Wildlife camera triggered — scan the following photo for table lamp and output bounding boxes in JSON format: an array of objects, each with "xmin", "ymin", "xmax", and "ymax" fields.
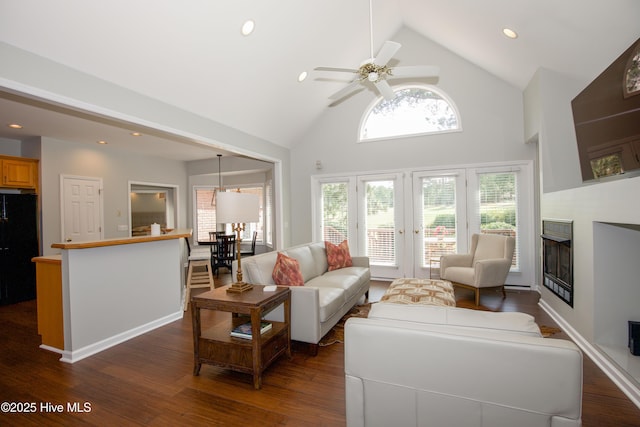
[{"xmin": 216, "ymin": 191, "xmax": 260, "ymax": 293}]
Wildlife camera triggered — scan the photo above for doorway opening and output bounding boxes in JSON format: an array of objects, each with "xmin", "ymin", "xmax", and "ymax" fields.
[{"xmin": 128, "ymin": 181, "xmax": 178, "ymax": 236}]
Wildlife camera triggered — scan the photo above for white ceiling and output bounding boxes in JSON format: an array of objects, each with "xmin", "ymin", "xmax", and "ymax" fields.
[{"xmin": 0, "ymin": 0, "xmax": 638, "ymax": 160}]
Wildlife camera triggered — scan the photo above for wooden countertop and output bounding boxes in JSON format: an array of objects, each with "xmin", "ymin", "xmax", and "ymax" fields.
[
  {"xmin": 32, "ymin": 254, "xmax": 62, "ymax": 264},
  {"xmin": 51, "ymin": 229, "xmax": 192, "ymax": 250}
]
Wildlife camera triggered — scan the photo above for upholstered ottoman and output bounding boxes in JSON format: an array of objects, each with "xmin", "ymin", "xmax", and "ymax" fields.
[{"xmin": 380, "ymin": 278, "xmax": 456, "ymax": 307}]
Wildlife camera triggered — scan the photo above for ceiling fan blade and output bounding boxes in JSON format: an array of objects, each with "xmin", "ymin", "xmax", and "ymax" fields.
[
  {"xmin": 315, "ymin": 66, "xmax": 359, "ymax": 73},
  {"xmin": 374, "ymin": 79, "xmax": 395, "ymax": 101},
  {"xmin": 390, "ymin": 65, "xmax": 440, "ymax": 78},
  {"xmin": 329, "ymin": 80, "xmax": 362, "ymax": 100},
  {"xmin": 373, "ymin": 41, "xmax": 401, "ymax": 66}
]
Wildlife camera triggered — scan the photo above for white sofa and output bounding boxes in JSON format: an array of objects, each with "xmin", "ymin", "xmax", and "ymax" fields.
[
  {"xmin": 345, "ymin": 303, "xmax": 583, "ymax": 427},
  {"xmin": 233, "ymin": 242, "xmax": 370, "ymax": 352}
]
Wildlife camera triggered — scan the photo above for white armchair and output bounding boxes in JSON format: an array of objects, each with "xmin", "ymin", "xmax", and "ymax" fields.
[{"xmin": 440, "ymin": 233, "xmax": 515, "ymax": 305}]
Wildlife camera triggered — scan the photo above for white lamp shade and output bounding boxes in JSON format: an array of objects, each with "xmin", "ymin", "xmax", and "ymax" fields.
[{"xmin": 216, "ymin": 191, "xmax": 260, "ymax": 224}]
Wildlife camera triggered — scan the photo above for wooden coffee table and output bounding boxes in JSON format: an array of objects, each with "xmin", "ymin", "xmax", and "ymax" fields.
[{"xmin": 191, "ymin": 284, "xmax": 291, "ymax": 389}]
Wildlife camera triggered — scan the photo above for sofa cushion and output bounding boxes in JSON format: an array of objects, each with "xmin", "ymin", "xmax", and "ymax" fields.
[
  {"xmin": 308, "ymin": 242, "xmax": 330, "ymax": 276},
  {"xmin": 318, "ymin": 287, "xmax": 347, "ymax": 322},
  {"xmin": 243, "ymin": 251, "xmax": 278, "ymax": 285},
  {"xmin": 368, "ymin": 303, "xmax": 542, "ymax": 337},
  {"xmin": 282, "ymin": 245, "xmax": 317, "ymax": 282},
  {"xmin": 313, "ymin": 266, "xmax": 370, "ymax": 299},
  {"xmin": 325, "ymin": 240, "xmax": 353, "ymax": 271},
  {"xmin": 272, "ymin": 252, "xmax": 304, "ymax": 286}
]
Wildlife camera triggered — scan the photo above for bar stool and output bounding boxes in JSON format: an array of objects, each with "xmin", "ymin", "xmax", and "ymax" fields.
[{"xmin": 184, "ymin": 241, "xmax": 214, "ymax": 311}]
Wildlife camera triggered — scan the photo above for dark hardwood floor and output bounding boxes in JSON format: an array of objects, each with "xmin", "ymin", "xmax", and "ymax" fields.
[{"xmin": 1, "ymin": 278, "xmax": 640, "ymax": 426}]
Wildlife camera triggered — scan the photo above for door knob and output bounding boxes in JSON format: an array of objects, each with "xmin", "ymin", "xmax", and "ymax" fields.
[
  {"xmin": 398, "ymin": 229, "xmax": 404, "ymax": 234},
  {"xmin": 414, "ymin": 229, "xmax": 420, "ymax": 234}
]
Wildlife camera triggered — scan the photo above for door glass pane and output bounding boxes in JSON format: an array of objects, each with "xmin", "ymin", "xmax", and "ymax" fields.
[
  {"xmin": 321, "ymin": 182, "xmax": 349, "ymax": 244},
  {"xmin": 479, "ymin": 172, "xmax": 518, "ymax": 269},
  {"xmin": 365, "ymin": 180, "xmax": 395, "ymax": 266},
  {"xmin": 422, "ymin": 176, "xmax": 457, "ymax": 267},
  {"xmin": 195, "ymin": 188, "xmax": 216, "ymax": 242}
]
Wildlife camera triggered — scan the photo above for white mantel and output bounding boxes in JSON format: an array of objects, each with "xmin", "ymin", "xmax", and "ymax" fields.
[{"xmin": 541, "ymin": 175, "xmax": 640, "ymax": 407}]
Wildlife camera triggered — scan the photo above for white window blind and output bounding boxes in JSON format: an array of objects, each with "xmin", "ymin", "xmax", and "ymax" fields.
[
  {"xmin": 421, "ymin": 176, "xmax": 457, "ymax": 267},
  {"xmin": 321, "ymin": 182, "xmax": 349, "ymax": 244},
  {"xmin": 364, "ymin": 180, "xmax": 395, "ymax": 266},
  {"xmin": 478, "ymin": 172, "xmax": 519, "ymax": 270}
]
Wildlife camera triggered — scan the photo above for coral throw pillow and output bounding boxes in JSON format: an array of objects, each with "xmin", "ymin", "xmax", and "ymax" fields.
[
  {"xmin": 272, "ymin": 252, "xmax": 304, "ymax": 286},
  {"xmin": 325, "ymin": 240, "xmax": 353, "ymax": 271}
]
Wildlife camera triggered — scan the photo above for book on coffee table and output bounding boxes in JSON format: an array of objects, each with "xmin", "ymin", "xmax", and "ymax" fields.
[{"xmin": 230, "ymin": 321, "xmax": 272, "ymax": 339}]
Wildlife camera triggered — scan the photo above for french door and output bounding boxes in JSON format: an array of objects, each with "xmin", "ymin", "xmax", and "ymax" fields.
[
  {"xmin": 411, "ymin": 170, "xmax": 467, "ymax": 279},
  {"xmin": 357, "ymin": 173, "xmax": 405, "ymax": 279},
  {"xmin": 313, "ymin": 162, "xmax": 533, "ymax": 286}
]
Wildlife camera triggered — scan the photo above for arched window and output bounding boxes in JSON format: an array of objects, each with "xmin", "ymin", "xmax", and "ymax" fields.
[{"xmin": 359, "ymin": 85, "xmax": 461, "ymax": 142}]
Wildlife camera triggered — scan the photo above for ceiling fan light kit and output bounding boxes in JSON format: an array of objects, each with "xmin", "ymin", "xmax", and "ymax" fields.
[{"xmin": 314, "ymin": 2, "xmax": 438, "ymax": 103}]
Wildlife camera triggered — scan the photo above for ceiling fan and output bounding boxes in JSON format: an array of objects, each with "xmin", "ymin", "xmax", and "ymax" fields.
[{"xmin": 315, "ymin": 0, "xmax": 439, "ymax": 102}]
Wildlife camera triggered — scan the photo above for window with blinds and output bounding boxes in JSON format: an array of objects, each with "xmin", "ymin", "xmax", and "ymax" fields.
[
  {"xmin": 194, "ymin": 186, "xmax": 264, "ymax": 243},
  {"xmin": 265, "ymin": 179, "xmax": 273, "ymax": 246},
  {"xmin": 478, "ymin": 172, "xmax": 519, "ymax": 270},
  {"xmin": 223, "ymin": 187, "xmax": 264, "ymax": 242},
  {"xmin": 195, "ymin": 188, "xmax": 216, "ymax": 242},
  {"xmin": 320, "ymin": 182, "xmax": 349, "ymax": 244}
]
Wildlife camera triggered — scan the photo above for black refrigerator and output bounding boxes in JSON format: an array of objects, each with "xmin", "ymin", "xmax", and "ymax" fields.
[{"xmin": 0, "ymin": 193, "xmax": 39, "ymax": 305}]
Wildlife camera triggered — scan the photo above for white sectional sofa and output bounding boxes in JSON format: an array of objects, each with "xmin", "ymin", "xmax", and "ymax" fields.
[
  {"xmin": 232, "ymin": 242, "xmax": 370, "ymax": 352},
  {"xmin": 345, "ymin": 303, "xmax": 583, "ymax": 427}
]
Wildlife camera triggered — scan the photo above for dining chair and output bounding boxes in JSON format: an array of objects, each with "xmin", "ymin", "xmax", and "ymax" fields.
[
  {"xmin": 240, "ymin": 231, "xmax": 258, "ymax": 257},
  {"xmin": 212, "ymin": 234, "xmax": 236, "ymax": 277}
]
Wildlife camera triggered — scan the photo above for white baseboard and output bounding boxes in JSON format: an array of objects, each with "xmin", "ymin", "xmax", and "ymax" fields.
[
  {"xmin": 39, "ymin": 344, "xmax": 64, "ymax": 354},
  {"xmin": 58, "ymin": 311, "xmax": 184, "ymax": 364},
  {"xmin": 539, "ymin": 299, "xmax": 640, "ymax": 409}
]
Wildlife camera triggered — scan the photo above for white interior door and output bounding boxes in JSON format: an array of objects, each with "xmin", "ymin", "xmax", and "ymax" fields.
[{"xmin": 61, "ymin": 175, "xmax": 103, "ymax": 243}]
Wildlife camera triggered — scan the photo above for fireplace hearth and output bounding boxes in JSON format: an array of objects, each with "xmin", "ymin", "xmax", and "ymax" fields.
[{"xmin": 541, "ymin": 219, "xmax": 573, "ymax": 306}]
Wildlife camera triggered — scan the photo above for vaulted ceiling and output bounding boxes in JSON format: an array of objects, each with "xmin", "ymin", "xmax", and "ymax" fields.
[{"xmin": 0, "ymin": 0, "xmax": 638, "ymax": 160}]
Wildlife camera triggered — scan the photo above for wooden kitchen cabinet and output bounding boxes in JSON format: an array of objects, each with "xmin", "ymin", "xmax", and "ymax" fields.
[
  {"xmin": 32, "ymin": 256, "xmax": 64, "ymax": 351},
  {"xmin": 1, "ymin": 155, "xmax": 38, "ymax": 190}
]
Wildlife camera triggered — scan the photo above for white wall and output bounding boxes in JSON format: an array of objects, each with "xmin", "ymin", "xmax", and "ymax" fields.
[
  {"xmin": 0, "ymin": 41, "xmax": 293, "ymax": 248},
  {"xmin": 531, "ymin": 55, "xmax": 640, "ymax": 345},
  {"xmin": 291, "ymin": 27, "xmax": 536, "ymax": 245},
  {"xmin": 35, "ymin": 136, "xmax": 188, "ymax": 255},
  {"xmin": 0, "ymin": 137, "xmax": 21, "ymax": 156}
]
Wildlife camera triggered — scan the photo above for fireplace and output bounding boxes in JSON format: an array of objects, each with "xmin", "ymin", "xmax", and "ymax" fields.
[{"xmin": 541, "ymin": 220, "xmax": 573, "ymax": 306}]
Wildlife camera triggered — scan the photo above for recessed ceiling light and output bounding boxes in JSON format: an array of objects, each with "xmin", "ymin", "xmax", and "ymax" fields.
[
  {"xmin": 502, "ymin": 28, "xmax": 518, "ymax": 39},
  {"xmin": 241, "ymin": 20, "xmax": 255, "ymax": 36},
  {"xmin": 97, "ymin": 140, "xmax": 108, "ymax": 145},
  {"xmin": 131, "ymin": 132, "xmax": 142, "ymax": 137},
  {"xmin": 7, "ymin": 123, "xmax": 23, "ymax": 129},
  {"xmin": 297, "ymin": 71, "xmax": 308, "ymax": 82}
]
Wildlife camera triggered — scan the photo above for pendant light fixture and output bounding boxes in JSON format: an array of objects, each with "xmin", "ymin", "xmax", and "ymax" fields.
[{"xmin": 211, "ymin": 154, "xmax": 224, "ymax": 206}]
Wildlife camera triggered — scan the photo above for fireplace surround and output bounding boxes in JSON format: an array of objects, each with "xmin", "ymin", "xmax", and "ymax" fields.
[{"xmin": 541, "ymin": 219, "xmax": 573, "ymax": 307}]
